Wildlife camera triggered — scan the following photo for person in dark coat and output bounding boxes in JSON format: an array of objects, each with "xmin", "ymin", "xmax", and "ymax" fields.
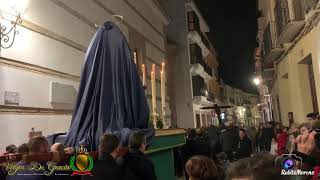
[
  {"xmin": 220, "ymin": 121, "xmax": 239, "ymax": 161},
  {"xmin": 207, "ymin": 125, "xmax": 220, "ymax": 154},
  {"xmin": 122, "ymin": 131, "xmax": 156, "ymax": 180},
  {"xmin": 83, "ymin": 134, "xmax": 122, "ymax": 180},
  {"xmin": 192, "ymin": 128, "xmax": 211, "ymax": 157},
  {"xmin": 237, "ymin": 129, "xmax": 252, "ymax": 159},
  {"xmin": 258, "ymin": 123, "xmax": 274, "ymax": 151}
]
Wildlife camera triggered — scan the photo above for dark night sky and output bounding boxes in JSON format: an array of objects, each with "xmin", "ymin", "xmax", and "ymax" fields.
[{"xmin": 196, "ymin": 0, "xmax": 258, "ymax": 93}]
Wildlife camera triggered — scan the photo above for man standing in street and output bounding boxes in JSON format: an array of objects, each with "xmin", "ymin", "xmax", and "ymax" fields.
[
  {"xmin": 123, "ymin": 131, "xmax": 157, "ymax": 180},
  {"xmin": 237, "ymin": 129, "xmax": 252, "ymax": 159},
  {"xmin": 220, "ymin": 121, "xmax": 239, "ymax": 161},
  {"xmin": 246, "ymin": 126, "xmax": 257, "ymax": 153},
  {"xmin": 207, "ymin": 124, "xmax": 220, "ymax": 155}
]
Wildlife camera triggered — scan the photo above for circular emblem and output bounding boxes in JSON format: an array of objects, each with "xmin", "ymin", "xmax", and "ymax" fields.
[{"xmin": 282, "ymin": 158, "xmax": 295, "ymax": 170}]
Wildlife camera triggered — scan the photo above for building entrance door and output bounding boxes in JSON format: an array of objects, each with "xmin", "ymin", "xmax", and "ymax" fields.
[
  {"xmin": 196, "ymin": 114, "xmax": 201, "ymax": 128},
  {"xmin": 308, "ymin": 63, "xmax": 319, "ymax": 113}
]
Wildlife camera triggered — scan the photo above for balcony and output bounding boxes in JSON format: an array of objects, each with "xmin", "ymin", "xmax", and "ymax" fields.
[
  {"xmin": 192, "ymin": 75, "xmax": 214, "ymax": 104},
  {"xmin": 188, "ymin": 31, "xmax": 210, "ymax": 58},
  {"xmin": 263, "ymin": 68, "xmax": 276, "ymax": 88},
  {"xmin": 189, "ymin": 44, "xmax": 213, "ymax": 81},
  {"xmin": 187, "ymin": 11, "xmax": 210, "ymax": 57},
  {"xmin": 187, "ymin": 11, "xmax": 200, "ymax": 33},
  {"xmin": 262, "ymin": 21, "xmax": 285, "ymax": 62},
  {"xmin": 203, "ymin": 63, "xmax": 213, "ymax": 76},
  {"xmin": 274, "ymin": 0, "xmax": 318, "ymax": 44},
  {"xmin": 207, "ymin": 91, "xmax": 215, "ymax": 102}
]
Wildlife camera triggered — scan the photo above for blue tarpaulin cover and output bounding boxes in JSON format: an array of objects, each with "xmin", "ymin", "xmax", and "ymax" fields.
[{"xmin": 62, "ymin": 21, "xmax": 154, "ymax": 150}]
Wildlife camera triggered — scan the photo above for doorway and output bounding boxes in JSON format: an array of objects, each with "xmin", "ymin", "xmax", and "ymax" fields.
[
  {"xmin": 196, "ymin": 114, "xmax": 201, "ymax": 128},
  {"xmin": 308, "ymin": 62, "xmax": 319, "ymax": 113},
  {"xmin": 299, "ymin": 54, "xmax": 319, "ymax": 113}
]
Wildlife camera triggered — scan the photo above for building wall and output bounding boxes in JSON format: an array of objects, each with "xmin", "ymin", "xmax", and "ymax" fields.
[
  {"xmin": 206, "ymin": 52, "xmax": 220, "ymax": 100},
  {"xmin": 271, "ymin": 79, "xmax": 281, "ymax": 123},
  {"xmin": 167, "ymin": 0, "xmax": 195, "ymax": 128},
  {"xmin": 274, "ymin": 22, "xmax": 320, "ymax": 125},
  {"xmin": 0, "ymin": 0, "xmax": 169, "ymax": 150}
]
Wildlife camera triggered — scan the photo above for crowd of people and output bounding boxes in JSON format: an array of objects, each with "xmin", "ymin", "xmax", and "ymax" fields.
[
  {"xmin": 1, "ymin": 131, "xmax": 157, "ymax": 180},
  {"xmin": 174, "ymin": 111, "xmax": 320, "ymax": 180},
  {"xmin": 0, "ymin": 111, "xmax": 319, "ymax": 180}
]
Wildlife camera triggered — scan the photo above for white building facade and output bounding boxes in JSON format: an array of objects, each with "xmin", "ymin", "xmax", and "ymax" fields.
[{"xmin": 167, "ymin": 0, "xmax": 220, "ymax": 128}]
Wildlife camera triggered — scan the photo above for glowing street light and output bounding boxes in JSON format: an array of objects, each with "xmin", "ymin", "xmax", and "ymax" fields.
[
  {"xmin": 253, "ymin": 77, "xmax": 261, "ymax": 86},
  {"xmin": 0, "ymin": 0, "xmax": 29, "ymax": 15}
]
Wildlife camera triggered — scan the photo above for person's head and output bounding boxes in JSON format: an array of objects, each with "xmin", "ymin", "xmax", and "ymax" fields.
[
  {"xmin": 129, "ymin": 131, "xmax": 146, "ymax": 152},
  {"xmin": 239, "ymin": 129, "xmax": 246, "ymax": 140},
  {"xmin": 188, "ymin": 129, "xmax": 197, "ymax": 139},
  {"xmin": 196, "ymin": 127, "xmax": 205, "ymax": 138},
  {"xmin": 288, "ymin": 112, "xmax": 293, "ymax": 122},
  {"xmin": 227, "ymin": 152, "xmax": 284, "ymax": 180},
  {"xmin": 306, "ymin": 112, "xmax": 318, "ymax": 121},
  {"xmin": 99, "ymin": 134, "xmax": 120, "ymax": 158},
  {"xmin": 28, "ymin": 136, "xmax": 49, "ymax": 154},
  {"xmin": 5, "ymin": 144, "xmax": 17, "ymax": 154},
  {"xmin": 283, "ymin": 127, "xmax": 289, "ymax": 133},
  {"xmin": 226, "ymin": 121, "xmax": 233, "ymax": 128},
  {"xmin": 299, "ymin": 123, "xmax": 312, "ymax": 135},
  {"xmin": 185, "ymin": 155, "xmax": 218, "ymax": 180},
  {"xmin": 51, "ymin": 143, "xmax": 65, "ymax": 154},
  {"xmin": 17, "ymin": 143, "xmax": 29, "ymax": 154}
]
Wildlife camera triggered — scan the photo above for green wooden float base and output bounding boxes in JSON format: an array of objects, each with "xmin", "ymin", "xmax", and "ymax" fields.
[{"xmin": 146, "ymin": 129, "xmax": 186, "ymax": 180}]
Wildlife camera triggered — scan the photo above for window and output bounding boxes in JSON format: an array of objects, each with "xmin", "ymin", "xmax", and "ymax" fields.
[
  {"xmin": 308, "ymin": 62, "xmax": 319, "ymax": 113},
  {"xmin": 187, "ymin": 11, "xmax": 200, "ymax": 32},
  {"xmin": 189, "ymin": 43, "xmax": 202, "ymax": 64}
]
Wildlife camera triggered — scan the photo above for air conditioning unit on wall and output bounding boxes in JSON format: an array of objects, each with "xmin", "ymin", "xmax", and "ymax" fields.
[{"xmin": 49, "ymin": 82, "xmax": 77, "ymax": 105}]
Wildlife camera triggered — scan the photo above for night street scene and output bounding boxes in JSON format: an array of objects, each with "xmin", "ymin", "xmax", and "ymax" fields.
[{"xmin": 1, "ymin": 0, "xmax": 320, "ymax": 180}]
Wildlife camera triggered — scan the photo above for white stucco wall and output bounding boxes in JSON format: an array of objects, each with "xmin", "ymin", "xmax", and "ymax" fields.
[{"xmin": 275, "ymin": 22, "xmax": 320, "ymax": 125}]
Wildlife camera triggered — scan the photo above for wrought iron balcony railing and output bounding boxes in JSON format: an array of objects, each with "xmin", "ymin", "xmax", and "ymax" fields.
[{"xmin": 274, "ymin": 0, "xmax": 318, "ymax": 43}]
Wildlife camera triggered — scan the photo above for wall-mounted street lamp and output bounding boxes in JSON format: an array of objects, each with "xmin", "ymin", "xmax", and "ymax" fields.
[
  {"xmin": 0, "ymin": 0, "xmax": 29, "ymax": 52},
  {"xmin": 253, "ymin": 77, "xmax": 261, "ymax": 86}
]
